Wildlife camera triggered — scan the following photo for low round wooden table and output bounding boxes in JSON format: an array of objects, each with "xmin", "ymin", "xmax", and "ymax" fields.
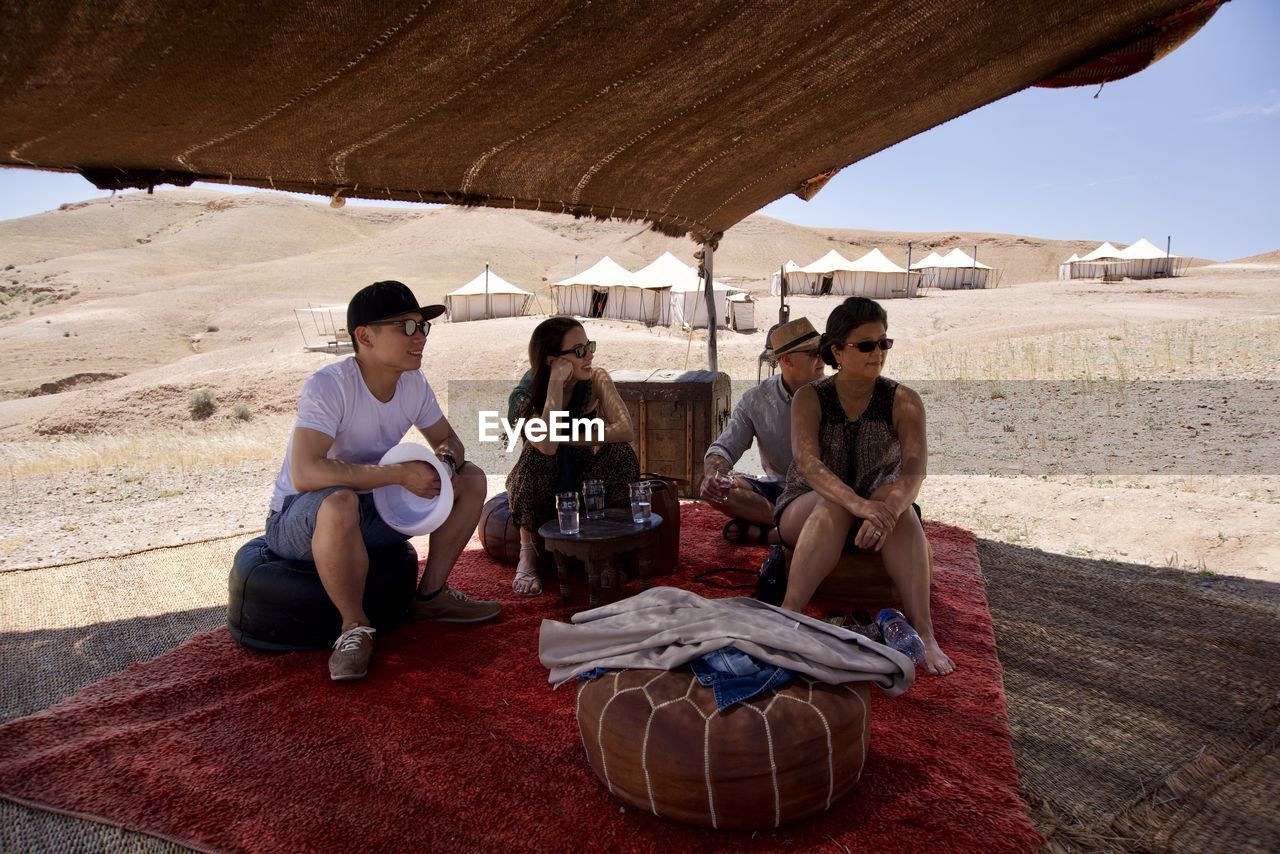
[{"xmin": 537, "ymin": 509, "xmax": 664, "ymax": 608}]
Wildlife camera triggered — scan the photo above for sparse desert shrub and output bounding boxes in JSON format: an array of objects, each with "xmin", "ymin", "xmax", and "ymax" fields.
[
  {"xmin": 189, "ymin": 388, "xmax": 216, "ymax": 420},
  {"xmin": 2, "ymin": 264, "xmax": 12, "ymax": 271},
  {"xmin": 232, "ymin": 404, "xmax": 251, "ymax": 422},
  {"xmin": 63, "ymin": 331, "xmax": 70, "ymax": 337},
  {"xmin": 206, "ymin": 324, "xmax": 220, "ymax": 333}
]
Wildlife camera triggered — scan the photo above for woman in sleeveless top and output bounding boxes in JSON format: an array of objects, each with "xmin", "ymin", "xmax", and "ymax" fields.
[
  {"xmin": 776, "ymin": 297, "xmax": 954, "ymax": 675},
  {"xmin": 506, "ymin": 317, "xmax": 638, "ymax": 596}
]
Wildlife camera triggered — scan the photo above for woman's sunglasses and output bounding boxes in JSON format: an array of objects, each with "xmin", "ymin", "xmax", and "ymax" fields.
[
  {"xmin": 837, "ymin": 338, "xmax": 894, "ymax": 353},
  {"xmin": 555, "ymin": 341, "xmax": 597, "ymax": 359},
  {"xmin": 368, "ymin": 318, "xmax": 432, "ymax": 337}
]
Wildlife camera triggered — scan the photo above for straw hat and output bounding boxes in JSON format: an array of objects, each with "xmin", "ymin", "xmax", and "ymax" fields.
[{"xmin": 769, "ymin": 317, "xmax": 819, "ymax": 358}]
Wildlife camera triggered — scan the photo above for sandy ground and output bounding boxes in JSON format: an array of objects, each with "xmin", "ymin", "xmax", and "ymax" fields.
[{"xmin": 0, "ymin": 191, "xmax": 1276, "ymax": 585}]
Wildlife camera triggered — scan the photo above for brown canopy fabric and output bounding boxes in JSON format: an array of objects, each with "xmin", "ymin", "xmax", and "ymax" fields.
[{"xmin": 1, "ymin": 0, "xmax": 1219, "ymax": 243}]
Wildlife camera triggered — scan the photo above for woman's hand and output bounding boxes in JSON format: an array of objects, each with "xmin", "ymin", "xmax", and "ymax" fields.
[
  {"xmin": 549, "ymin": 356, "xmax": 574, "ymax": 385},
  {"xmin": 852, "ymin": 498, "xmax": 897, "ymax": 551}
]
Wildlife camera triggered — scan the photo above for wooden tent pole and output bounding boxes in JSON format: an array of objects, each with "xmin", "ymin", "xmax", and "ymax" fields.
[{"xmin": 702, "ymin": 243, "xmax": 718, "ymax": 373}]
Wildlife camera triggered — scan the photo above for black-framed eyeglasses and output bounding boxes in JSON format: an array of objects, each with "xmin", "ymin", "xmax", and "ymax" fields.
[
  {"xmin": 554, "ymin": 341, "xmax": 597, "ymax": 359},
  {"xmin": 837, "ymin": 338, "xmax": 893, "ymax": 353},
  {"xmin": 368, "ymin": 318, "xmax": 432, "ymax": 337}
]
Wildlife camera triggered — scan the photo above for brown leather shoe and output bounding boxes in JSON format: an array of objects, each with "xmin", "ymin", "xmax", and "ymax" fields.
[{"xmin": 329, "ymin": 626, "xmax": 375, "ymax": 681}]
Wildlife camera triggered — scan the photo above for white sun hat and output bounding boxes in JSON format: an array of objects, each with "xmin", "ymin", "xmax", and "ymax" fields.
[{"xmin": 372, "ymin": 443, "xmax": 455, "ymax": 535}]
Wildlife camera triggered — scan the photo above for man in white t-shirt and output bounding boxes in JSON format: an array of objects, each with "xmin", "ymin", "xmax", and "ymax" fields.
[{"xmin": 267, "ymin": 280, "xmax": 498, "ymax": 682}]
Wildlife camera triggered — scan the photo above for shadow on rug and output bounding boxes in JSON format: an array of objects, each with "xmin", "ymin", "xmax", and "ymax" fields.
[
  {"xmin": 981, "ymin": 538, "xmax": 1280, "ymax": 853},
  {"xmin": 0, "ymin": 506, "xmax": 1038, "ymax": 853}
]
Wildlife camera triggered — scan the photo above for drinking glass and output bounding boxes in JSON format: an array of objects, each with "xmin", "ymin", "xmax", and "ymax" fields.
[
  {"xmin": 582, "ymin": 479, "xmax": 606, "ymax": 520},
  {"xmin": 629, "ymin": 481, "xmax": 652, "ymax": 525},
  {"xmin": 556, "ymin": 491, "xmax": 580, "ymax": 535},
  {"xmin": 711, "ymin": 470, "xmax": 737, "ymax": 504}
]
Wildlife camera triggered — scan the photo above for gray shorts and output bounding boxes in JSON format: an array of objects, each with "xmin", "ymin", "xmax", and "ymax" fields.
[{"xmin": 265, "ymin": 486, "xmax": 409, "ymax": 563}]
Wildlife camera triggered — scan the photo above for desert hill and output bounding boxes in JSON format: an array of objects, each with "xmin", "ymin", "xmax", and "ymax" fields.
[{"xmin": 0, "ymin": 187, "xmax": 1239, "ymax": 417}]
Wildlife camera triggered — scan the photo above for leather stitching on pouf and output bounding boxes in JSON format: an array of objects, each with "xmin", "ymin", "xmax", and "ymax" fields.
[{"xmin": 577, "ymin": 668, "xmax": 870, "ymax": 830}]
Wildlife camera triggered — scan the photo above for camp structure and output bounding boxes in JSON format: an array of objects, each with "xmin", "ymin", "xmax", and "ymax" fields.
[
  {"xmin": 444, "ymin": 268, "xmax": 532, "ymax": 322},
  {"xmin": 1059, "ymin": 253, "xmax": 1080, "ymax": 280},
  {"xmin": 550, "ymin": 257, "xmax": 671, "ymax": 326},
  {"xmin": 631, "ymin": 252, "xmax": 742, "ymax": 328},
  {"xmin": 292, "ymin": 305, "xmax": 353, "ymax": 353},
  {"xmin": 915, "ymin": 247, "xmax": 994, "ymax": 289},
  {"xmin": 788, "ymin": 249, "xmax": 917, "ymax": 298},
  {"xmin": 1116, "ymin": 237, "xmax": 1188, "ymax": 278},
  {"xmin": 768, "ymin": 260, "xmax": 802, "ymax": 296},
  {"xmin": 1065, "ymin": 242, "xmax": 1125, "ymax": 279},
  {"xmin": 843, "ymin": 248, "xmax": 920, "ymax": 298},
  {"xmin": 790, "ymin": 250, "xmax": 856, "ymax": 295}
]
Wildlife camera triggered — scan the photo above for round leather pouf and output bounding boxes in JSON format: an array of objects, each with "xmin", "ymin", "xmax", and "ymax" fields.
[
  {"xmin": 227, "ymin": 536, "xmax": 417, "ymax": 652},
  {"xmin": 577, "ymin": 668, "xmax": 870, "ymax": 829},
  {"xmin": 479, "ymin": 492, "xmax": 522, "ymax": 565}
]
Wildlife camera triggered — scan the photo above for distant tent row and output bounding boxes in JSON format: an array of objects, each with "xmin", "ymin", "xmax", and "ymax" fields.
[
  {"xmin": 769, "ymin": 249, "xmax": 920, "ymax": 298},
  {"xmin": 550, "ymin": 252, "xmax": 746, "ymax": 328},
  {"xmin": 1059, "ymin": 239, "xmax": 1189, "ymax": 280}
]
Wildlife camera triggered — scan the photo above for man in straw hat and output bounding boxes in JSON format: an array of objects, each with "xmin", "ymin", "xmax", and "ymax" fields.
[
  {"xmin": 701, "ymin": 317, "xmax": 825, "ymax": 543},
  {"xmin": 266, "ymin": 280, "xmax": 499, "ymax": 683}
]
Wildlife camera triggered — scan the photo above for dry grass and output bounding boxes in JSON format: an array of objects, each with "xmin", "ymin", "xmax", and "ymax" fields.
[{"xmin": 0, "ymin": 416, "xmax": 289, "ymax": 478}]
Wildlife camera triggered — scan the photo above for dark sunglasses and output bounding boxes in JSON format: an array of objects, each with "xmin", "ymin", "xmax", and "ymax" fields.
[
  {"xmin": 368, "ymin": 318, "xmax": 432, "ymax": 337},
  {"xmin": 838, "ymin": 338, "xmax": 894, "ymax": 353},
  {"xmin": 554, "ymin": 340, "xmax": 597, "ymax": 359}
]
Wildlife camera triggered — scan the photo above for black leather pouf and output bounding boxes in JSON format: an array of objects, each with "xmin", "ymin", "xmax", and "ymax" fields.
[{"xmin": 227, "ymin": 536, "xmax": 418, "ymax": 651}]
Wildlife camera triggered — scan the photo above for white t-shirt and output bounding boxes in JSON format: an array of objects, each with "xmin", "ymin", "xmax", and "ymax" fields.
[{"xmin": 269, "ymin": 357, "xmax": 444, "ymax": 511}]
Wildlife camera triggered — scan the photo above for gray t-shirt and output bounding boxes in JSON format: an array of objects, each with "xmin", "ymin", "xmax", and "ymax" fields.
[{"xmin": 704, "ymin": 374, "xmax": 794, "ymax": 482}]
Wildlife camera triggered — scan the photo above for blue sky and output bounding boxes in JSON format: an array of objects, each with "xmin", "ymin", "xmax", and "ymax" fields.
[{"xmin": 1, "ymin": 0, "xmax": 1276, "ymax": 260}]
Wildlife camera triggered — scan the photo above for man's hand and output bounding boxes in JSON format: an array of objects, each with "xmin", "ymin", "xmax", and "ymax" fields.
[
  {"xmin": 398, "ymin": 460, "xmax": 442, "ymax": 498},
  {"xmin": 699, "ymin": 468, "xmax": 731, "ymax": 503}
]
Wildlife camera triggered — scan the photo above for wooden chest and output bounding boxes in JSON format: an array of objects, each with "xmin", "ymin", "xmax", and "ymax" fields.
[{"xmin": 610, "ymin": 369, "xmax": 732, "ymax": 498}]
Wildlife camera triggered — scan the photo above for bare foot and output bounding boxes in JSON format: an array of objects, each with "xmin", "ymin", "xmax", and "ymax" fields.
[
  {"xmin": 922, "ymin": 638, "xmax": 955, "ymax": 676},
  {"xmin": 513, "ymin": 548, "xmax": 542, "ymax": 596}
]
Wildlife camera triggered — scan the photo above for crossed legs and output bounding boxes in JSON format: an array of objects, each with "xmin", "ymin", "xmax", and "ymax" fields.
[{"xmin": 778, "ymin": 487, "xmax": 954, "ymax": 675}]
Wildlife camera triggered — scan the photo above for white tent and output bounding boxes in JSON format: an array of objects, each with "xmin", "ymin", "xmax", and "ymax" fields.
[
  {"xmin": 444, "ymin": 268, "xmax": 532, "ymax": 322},
  {"xmin": 909, "ymin": 251, "xmax": 944, "ymax": 270},
  {"xmin": 920, "ymin": 247, "xmax": 992, "ymax": 289},
  {"xmin": 1117, "ymin": 237, "xmax": 1188, "ymax": 278},
  {"xmin": 1080, "ymin": 242, "xmax": 1123, "ymax": 261},
  {"xmin": 841, "ymin": 248, "xmax": 919, "ymax": 298},
  {"xmin": 671, "ymin": 277, "xmax": 742, "ymax": 328},
  {"xmin": 631, "ymin": 251, "xmax": 740, "ymax": 328},
  {"xmin": 550, "ymin": 256, "xmax": 639, "ymax": 320},
  {"xmin": 791, "ymin": 249, "xmax": 855, "ymax": 295},
  {"xmin": 1067, "ymin": 242, "xmax": 1126, "ymax": 279},
  {"xmin": 1059, "ymin": 253, "xmax": 1079, "ymax": 280},
  {"xmin": 768, "ymin": 260, "xmax": 802, "ymax": 295}
]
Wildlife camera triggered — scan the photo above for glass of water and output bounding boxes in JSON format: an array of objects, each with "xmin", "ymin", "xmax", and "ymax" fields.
[
  {"xmin": 628, "ymin": 481, "xmax": 652, "ymax": 525},
  {"xmin": 711, "ymin": 470, "xmax": 736, "ymax": 504},
  {"xmin": 556, "ymin": 491, "xmax": 580, "ymax": 535},
  {"xmin": 582, "ymin": 479, "xmax": 606, "ymax": 520}
]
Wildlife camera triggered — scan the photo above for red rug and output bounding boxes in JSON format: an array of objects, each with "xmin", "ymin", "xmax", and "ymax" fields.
[{"xmin": 0, "ymin": 505, "xmax": 1039, "ymax": 852}]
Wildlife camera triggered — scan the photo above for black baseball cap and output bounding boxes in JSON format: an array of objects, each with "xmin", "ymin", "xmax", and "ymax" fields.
[{"xmin": 347, "ymin": 280, "xmax": 446, "ymax": 333}]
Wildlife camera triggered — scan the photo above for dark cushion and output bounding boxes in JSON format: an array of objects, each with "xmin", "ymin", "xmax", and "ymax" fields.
[{"xmin": 227, "ymin": 536, "xmax": 417, "ymax": 652}]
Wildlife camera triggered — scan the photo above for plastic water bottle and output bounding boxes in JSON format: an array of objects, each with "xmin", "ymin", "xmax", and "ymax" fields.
[{"xmin": 875, "ymin": 608, "xmax": 925, "ymax": 666}]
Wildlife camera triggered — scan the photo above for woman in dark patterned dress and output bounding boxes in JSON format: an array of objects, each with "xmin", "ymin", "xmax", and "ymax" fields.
[
  {"xmin": 506, "ymin": 317, "xmax": 638, "ymax": 596},
  {"xmin": 775, "ymin": 297, "xmax": 954, "ymax": 675}
]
